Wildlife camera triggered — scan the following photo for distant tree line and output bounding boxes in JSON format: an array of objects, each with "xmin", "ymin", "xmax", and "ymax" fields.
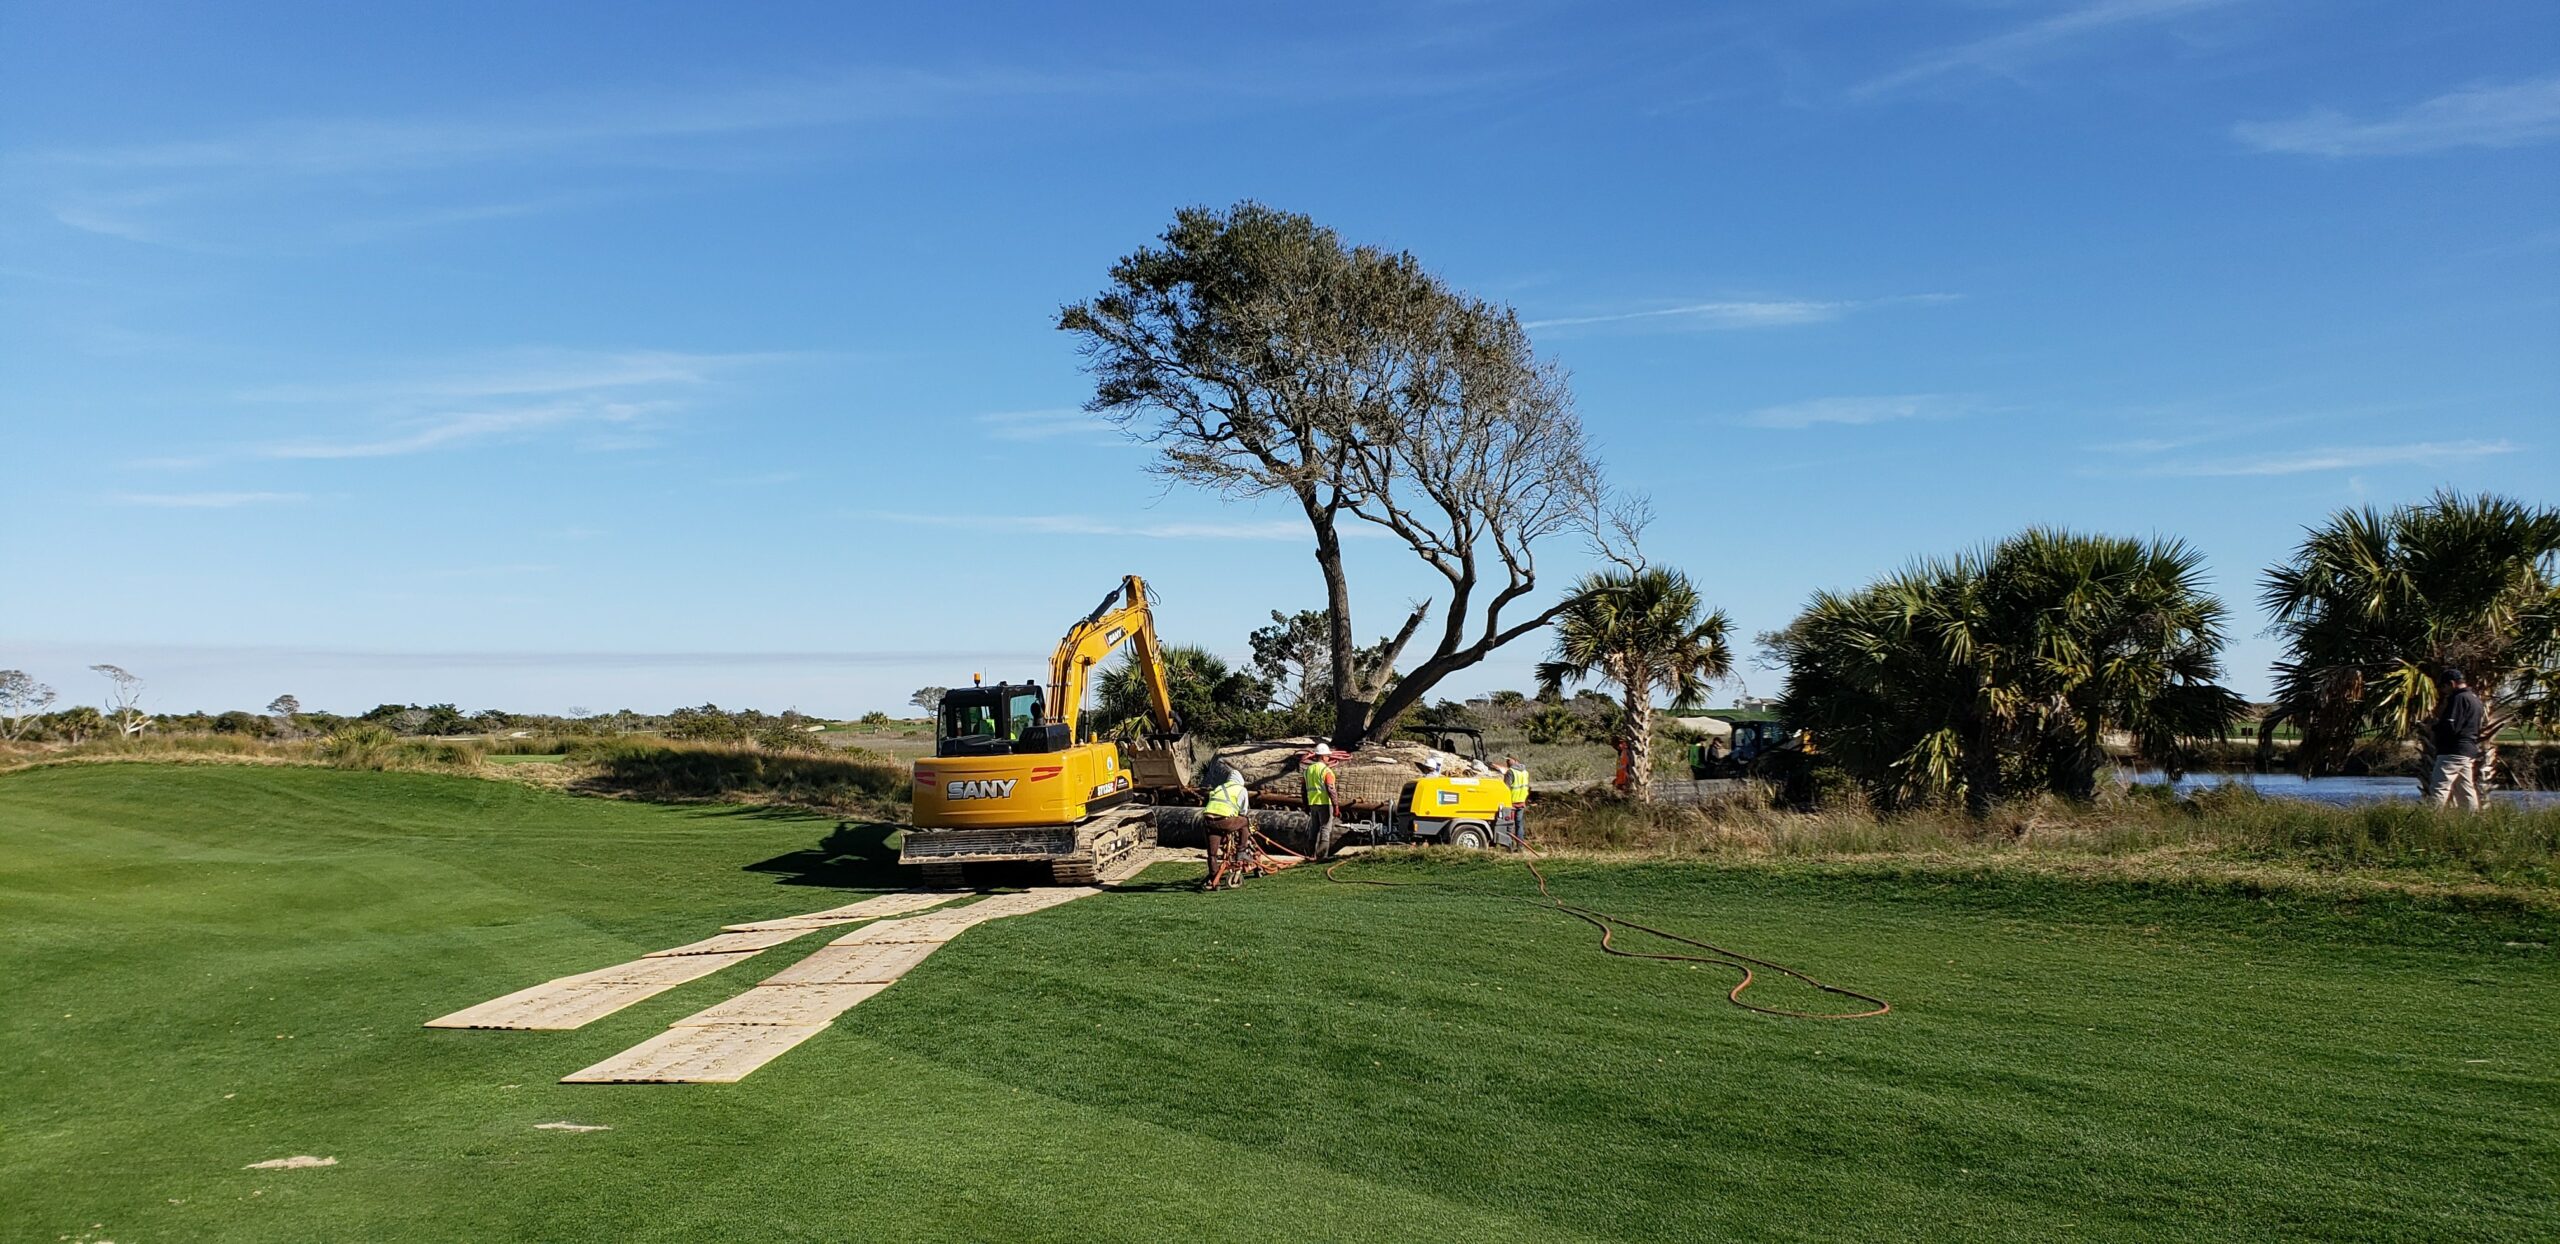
[
  {"xmin": 0, "ymin": 690, "xmax": 845, "ymax": 751},
  {"xmin": 9, "ymin": 492, "xmax": 2546, "ymax": 818}
]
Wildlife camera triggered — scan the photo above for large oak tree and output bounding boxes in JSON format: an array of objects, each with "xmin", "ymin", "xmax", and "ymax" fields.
[{"xmin": 1061, "ymin": 202, "xmax": 1609, "ymax": 746}]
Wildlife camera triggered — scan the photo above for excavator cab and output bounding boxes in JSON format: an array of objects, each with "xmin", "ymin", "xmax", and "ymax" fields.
[{"xmin": 936, "ymin": 682, "xmax": 1075, "ymax": 756}]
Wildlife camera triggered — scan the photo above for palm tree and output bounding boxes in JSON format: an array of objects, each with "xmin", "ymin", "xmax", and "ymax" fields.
[
  {"xmin": 1536, "ymin": 568, "xmax": 1733, "ymax": 802},
  {"xmin": 1773, "ymin": 530, "xmax": 2241, "ymax": 813},
  {"xmin": 2261, "ymin": 491, "xmax": 2560, "ymax": 786},
  {"xmin": 1094, "ymin": 644, "xmax": 1272, "ymax": 743}
]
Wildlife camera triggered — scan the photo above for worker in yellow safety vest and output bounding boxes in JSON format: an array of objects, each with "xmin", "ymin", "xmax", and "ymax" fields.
[
  {"xmin": 1499, "ymin": 755, "xmax": 1529, "ymax": 840},
  {"xmin": 1303, "ymin": 742, "xmax": 1339, "ymax": 850},
  {"xmin": 1201, "ymin": 763, "xmax": 1250, "ymax": 890}
]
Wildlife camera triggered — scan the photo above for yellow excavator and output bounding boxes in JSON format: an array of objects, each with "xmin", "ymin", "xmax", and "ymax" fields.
[{"xmin": 902, "ymin": 574, "xmax": 1194, "ymax": 886}]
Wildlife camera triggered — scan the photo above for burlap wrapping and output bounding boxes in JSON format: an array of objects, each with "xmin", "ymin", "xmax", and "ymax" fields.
[{"xmin": 1206, "ymin": 737, "xmax": 1482, "ymax": 809}]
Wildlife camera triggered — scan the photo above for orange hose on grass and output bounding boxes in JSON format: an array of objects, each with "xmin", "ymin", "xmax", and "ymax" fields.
[{"xmin": 1324, "ymin": 839, "xmax": 1890, "ymax": 1022}]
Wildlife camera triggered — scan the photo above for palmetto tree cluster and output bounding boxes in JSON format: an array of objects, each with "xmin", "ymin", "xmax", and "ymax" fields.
[
  {"xmin": 1537, "ymin": 568, "xmax": 1733, "ymax": 802},
  {"xmin": 2260, "ymin": 492, "xmax": 2560, "ymax": 775},
  {"xmin": 1772, "ymin": 530, "xmax": 2243, "ymax": 813}
]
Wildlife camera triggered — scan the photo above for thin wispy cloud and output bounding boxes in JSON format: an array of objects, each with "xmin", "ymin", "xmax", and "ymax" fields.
[
  {"xmin": 866, "ymin": 511, "xmax": 1313, "ymax": 541},
  {"xmin": 1525, "ymin": 293, "xmax": 1957, "ymax": 333},
  {"xmin": 1852, "ymin": 0, "xmax": 2238, "ymax": 101},
  {"xmin": 106, "ymin": 490, "xmax": 308, "ymax": 508},
  {"xmin": 239, "ymin": 349, "xmax": 768, "ymax": 403},
  {"xmin": 258, "ymin": 401, "xmax": 660, "ymax": 460},
  {"xmin": 2150, "ymin": 439, "xmax": 2518, "ymax": 477},
  {"xmin": 16, "ymin": 70, "xmax": 1102, "ymax": 249},
  {"xmin": 27, "ymin": 70, "xmax": 1101, "ymax": 179},
  {"xmin": 2087, "ymin": 409, "xmax": 2339, "ymax": 455},
  {"xmin": 1741, "ymin": 394, "xmax": 1974, "ymax": 429},
  {"xmin": 17, "ymin": 61, "xmax": 1511, "ymax": 248},
  {"xmin": 137, "ymin": 349, "xmax": 771, "ymax": 469},
  {"xmin": 2234, "ymin": 77, "xmax": 2560, "ymax": 157},
  {"xmin": 408, "ymin": 563, "xmax": 560, "ymax": 579},
  {"xmin": 259, "ymin": 350, "xmax": 739, "ymax": 460},
  {"xmin": 973, "ymin": 409, "xmax": 1121, "ymax": 443}
]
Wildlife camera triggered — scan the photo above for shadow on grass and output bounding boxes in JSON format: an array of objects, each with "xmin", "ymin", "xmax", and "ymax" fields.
[
  {"xmin": 742, "ymin": 820, "xmax": 910, "ymax": 889},
  {"xmin": 739, "ymin": 814, "xmax": 1212, "ymax": 894}
]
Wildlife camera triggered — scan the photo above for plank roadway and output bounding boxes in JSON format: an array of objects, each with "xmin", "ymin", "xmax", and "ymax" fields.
[
  {"xmin": 560, "ymin": 1023, "xmax": 835, "ymax": 1084},
  {"xmin": 560, "ymin": 887, "xmax": 1102, "ymax": 1084},
  {"xmin": 720, "ymin": 891, "xmax": 955, "ymax": 933},
  {"xmin": 425, "ymin": 891, "xmax": 958, "ymax": 1031}
]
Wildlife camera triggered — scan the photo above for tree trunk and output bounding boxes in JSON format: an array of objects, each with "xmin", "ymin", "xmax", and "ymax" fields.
[
  {"xmin": 1307, "ymin": 503, "xmax": 1368, "ymax": 749},
  {"xmin": 2475, "ymin": 701, "xmax": 2501, "ymax": 797},
  {"xmin": 1623, "ymin": 658, "xmax": 1655, "ymax": 804},
  {"xmin": 2252, "ymin": 712, "xmax": 2284, "ymax": 773},
  {"xmin": 2066, "ymin": 718, "xmax": 2104, "ymax": 802},
  {"xmin": 1964, "ymin": 694, "xmax": 2001, "ymax": 818}
]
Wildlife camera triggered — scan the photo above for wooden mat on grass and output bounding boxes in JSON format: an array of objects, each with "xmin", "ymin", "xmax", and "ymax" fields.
[
  {"xmin": 423, "ymin": 892, "xmax": 958, "ymax": 1032},
  {"xmin": 561, "ymin": 887, "xmax": 1100, "ymax": 1084}
]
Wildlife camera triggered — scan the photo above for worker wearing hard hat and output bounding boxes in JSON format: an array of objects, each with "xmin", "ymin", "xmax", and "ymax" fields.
[
  {"xmin": 1201, "ymin": 762, "xmax": 1250, "ymax": 891},
  {"xmin": 1303, "ymin": 743, "xmax": 1339, "ymax": 848}
]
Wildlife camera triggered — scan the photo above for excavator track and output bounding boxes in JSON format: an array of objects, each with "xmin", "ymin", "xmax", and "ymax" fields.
[
  {"xmin": 1064, "ymin": 805, "xmax": 1150, "ymax": 885},
  {"xmin": 919, "ymin": 861, "xmax": 968, "ymax": 888}
]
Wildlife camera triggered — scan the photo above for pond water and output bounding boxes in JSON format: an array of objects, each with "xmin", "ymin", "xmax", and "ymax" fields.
[{"xmin": 2113, "ymin": 769, "xmax": 2560, "ymax": 809}]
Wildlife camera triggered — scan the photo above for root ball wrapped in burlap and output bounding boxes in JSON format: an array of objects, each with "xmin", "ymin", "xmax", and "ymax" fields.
[{"xmin": 1206, "ymin": 737, "xmax": 1480, "ymax": 810}]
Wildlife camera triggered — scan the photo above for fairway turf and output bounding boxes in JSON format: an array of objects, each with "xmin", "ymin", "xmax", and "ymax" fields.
[{"xmin": 3, "ymin": 767, "xmax": 2555, "ymax": 1242}]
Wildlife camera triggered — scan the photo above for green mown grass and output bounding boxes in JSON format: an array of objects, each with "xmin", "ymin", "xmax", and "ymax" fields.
[{"xmin": 3, "ymin": 766, "xmax": 2556, "ymax": 1242}]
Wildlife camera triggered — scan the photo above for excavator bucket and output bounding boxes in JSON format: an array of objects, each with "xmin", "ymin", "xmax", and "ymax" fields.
[{"xmin": 1123, "ymin": 733, "xmax": 1201, "ymax": 793}]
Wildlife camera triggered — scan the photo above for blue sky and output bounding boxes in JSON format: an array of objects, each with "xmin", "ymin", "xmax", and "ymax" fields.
[{"xmin": 4, "ymin": 0, "xmax": 2554, "ymax": 717}]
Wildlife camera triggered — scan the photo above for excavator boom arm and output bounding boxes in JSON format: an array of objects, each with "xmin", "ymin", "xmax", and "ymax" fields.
[{"xmin": 1048, "ymin": 575, "xmax": 1178, "ymax": 738}]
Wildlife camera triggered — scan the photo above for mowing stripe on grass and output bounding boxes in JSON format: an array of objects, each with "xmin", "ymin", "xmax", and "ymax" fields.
[{"xmin": 563, "ymin": 887, "xmax": 1102, "ymax": 1083}]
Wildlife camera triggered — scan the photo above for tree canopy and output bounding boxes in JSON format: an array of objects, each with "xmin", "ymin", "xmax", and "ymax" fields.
[
  {"xmin": 1773, "ymin": 529, "xmax": 2242, "ymax": 813},
  {"xmin": 0, "ymin": 670, "xmax": 57, "ymax": 741},
  {"xmin": 1061, "ymin": 201, "xmax": 1609, "ymax": 746},
  {"xmin": 1247, "ymin": 608, "xmax": 1399, "ymax": 716},
  {"xmin": 1092, "ymin": 644, "xmax": 1277, "ymax": 745}
]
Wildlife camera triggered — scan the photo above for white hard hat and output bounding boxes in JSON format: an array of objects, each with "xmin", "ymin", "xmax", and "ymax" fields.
[
  {"xmin": 1421, "ymin": 755, "xmax": 1444, "ymax": 772},
  {"xmin": 1312, "ymin": 742, "xmax": 1332, "ymax": 756}
]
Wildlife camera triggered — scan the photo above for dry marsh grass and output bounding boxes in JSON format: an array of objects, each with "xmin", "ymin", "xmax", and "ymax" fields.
[{"xmin": 1525, "ymin": 786, "xmax": 2560, "ymax": 890}]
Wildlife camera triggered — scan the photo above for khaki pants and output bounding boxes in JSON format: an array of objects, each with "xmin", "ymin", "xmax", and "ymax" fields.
[{"xmin": 2430, "ymin": 754, "xmax": 2482, "ymax": 811}]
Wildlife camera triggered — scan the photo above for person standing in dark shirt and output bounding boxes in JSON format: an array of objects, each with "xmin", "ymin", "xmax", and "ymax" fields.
[{"xmin": 2429, "ymin": 669, "xmax": 2488, "ymax": 811}]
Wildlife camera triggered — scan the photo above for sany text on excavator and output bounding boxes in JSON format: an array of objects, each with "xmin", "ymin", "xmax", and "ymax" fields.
[{"xmin": 902, "ymin": 575, "xmax": 1195, "ymax": 886}]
